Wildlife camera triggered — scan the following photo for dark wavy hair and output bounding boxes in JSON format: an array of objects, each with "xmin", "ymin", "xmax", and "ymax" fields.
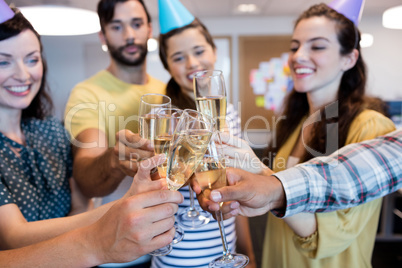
[
  {"xmin": 265, "ymin": 3, "xmax": 386, "ymax": 166},
  {"xmin": 159, "ymin": 18, "xmax": 216, "ymax": 110},
  {"xmin": 0, "ymin": 8, "xmax": 53, "ymax": 119},
  {"xmin": 97, "ymin": 0, "xmax": 151, "ymax": 33}
]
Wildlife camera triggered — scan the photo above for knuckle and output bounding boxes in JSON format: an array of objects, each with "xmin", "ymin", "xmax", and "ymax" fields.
[
  {"xmin": 157, "ymin": 190, "xmax": 169, "ymax": 202},
  {"xmin": 164, "ymin": 203, "xmax": 175, "ymax": 216}
]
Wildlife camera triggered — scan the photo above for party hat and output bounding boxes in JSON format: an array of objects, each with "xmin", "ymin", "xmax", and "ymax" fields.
[
  {"xmin": 0, "ymin": 0, "xmax": 14, "ymax": 23},
  {"xmin": 158, "ymin": 0, "xmax": 195, "ymax": 34},
  {"xmin": 328, "ymin": 0, "xmax": 365, "ymax": 25}
]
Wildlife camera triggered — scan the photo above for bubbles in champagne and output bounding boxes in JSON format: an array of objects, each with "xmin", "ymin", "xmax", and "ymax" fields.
[{"xmin": 196, "ymin": 96, "xmax": 227, "ymax": 132}]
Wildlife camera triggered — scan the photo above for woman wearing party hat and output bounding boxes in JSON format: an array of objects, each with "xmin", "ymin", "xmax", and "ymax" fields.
[
  {"xmin": 219, "ymin": 0, "xmax": 394, "ymax": 267},
  {"xmin": 0, "ymin": 1, "xmax": 183, "ymax": 266},
  {"xmin": 153, "ymin": 0, "xmax": 255, "ymax": 267}
]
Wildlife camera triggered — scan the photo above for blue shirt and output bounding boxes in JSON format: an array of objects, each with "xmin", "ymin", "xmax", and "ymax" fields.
[
  {"xmin": 0, "ymin": 117, "xmax": 72, "ymax": 221},
  {"xmin": 151, "ymin": 103, "xmax": 242, "ymax": 268}
]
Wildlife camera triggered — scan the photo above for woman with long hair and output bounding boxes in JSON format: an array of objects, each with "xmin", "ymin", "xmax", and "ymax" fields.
[
  {"xmin": 221, "ymin": 3, "xmax": 395, "ymax": 267},
  {"xmin": 0, "ymin": 6, "xmax": 182, "ymax": 266}
]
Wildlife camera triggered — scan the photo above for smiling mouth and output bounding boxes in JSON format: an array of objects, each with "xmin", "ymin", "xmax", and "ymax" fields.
[
  {"xmin": 5, "ymin": 85, "xmax": 31, "ymax": 96},
  {"xmin": 295, "ymin": 68, "xmax": 314, "ymax": 75},
  {"xmin": 6, "ymin": 85, "xmax": 30, "ymax": 93}
]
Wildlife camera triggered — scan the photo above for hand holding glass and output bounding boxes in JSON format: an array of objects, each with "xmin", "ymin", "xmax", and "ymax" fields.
[{"xmin": 193, "ymin": 131, "xmax": 249, "ymax": 268}]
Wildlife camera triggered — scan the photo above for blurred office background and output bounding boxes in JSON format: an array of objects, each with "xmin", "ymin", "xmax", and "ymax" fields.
[{"xmin": 6, "ymin": 0, "xmax": 402, "ymax": 267}]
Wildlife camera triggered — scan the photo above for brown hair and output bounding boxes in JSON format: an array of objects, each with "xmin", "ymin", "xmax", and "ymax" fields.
[
  {"xmin": 158, "ymin": 18, "xmax": 216, "ymax": 110},
  {"xmin": 265, "ymin": 3, "xmax": 387, "ymax": 166}
]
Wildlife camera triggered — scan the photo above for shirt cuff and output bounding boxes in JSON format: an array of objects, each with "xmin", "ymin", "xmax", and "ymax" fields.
[{"xmin": 271, "ymin": 167, "xmax": 311, "ymax": 218}]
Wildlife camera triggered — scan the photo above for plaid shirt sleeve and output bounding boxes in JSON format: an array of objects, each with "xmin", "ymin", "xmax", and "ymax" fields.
[{"xmin": 272, "ymin": 129, "xmax": 402, "ymax": 217}]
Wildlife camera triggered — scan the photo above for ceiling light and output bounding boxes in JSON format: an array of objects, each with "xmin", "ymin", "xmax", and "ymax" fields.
[
  {"xmin": 147, "ymin": 38, "xmax": 158, "ymax": 52},
  {"xmin": 382, "ymin": 5, "xmax": 402, "ymax": 29},
  {"xmin": 18, "ymin": 6, "xmax": 100, "ymax": 36},
  {"xmin": 360, "ymin": 33, "xmax": 374, "ymax": 48},
  {"xmin": 237, "ymin": 4, "xmax": 257, "ymax": 13}
]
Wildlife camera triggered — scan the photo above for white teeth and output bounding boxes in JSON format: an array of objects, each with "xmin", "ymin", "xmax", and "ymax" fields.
[
  {"xmin": 295, "ymin": 68, "xmax": 314, "ymax": 74},
  {"xmin": 6, "ymin": 86, "xmax": 29, "ymax": 93}
]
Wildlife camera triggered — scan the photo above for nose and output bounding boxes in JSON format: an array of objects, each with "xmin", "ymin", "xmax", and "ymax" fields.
[
  {"xmin": 292, "ymin": 46, "xmax": 308, "ymax": 63},
  {"xmin": 124, "ymin": 26, "xmax": 136, "ymax": 43},
  {"xmin": 13, "ymin": 61, "xmax": 30, "ymax": 82},
  {"xmin": 186, "ymin": 55, "xmax": 199, "ymax": 69}
]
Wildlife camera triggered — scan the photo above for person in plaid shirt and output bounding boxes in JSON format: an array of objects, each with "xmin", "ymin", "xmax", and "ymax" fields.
[{"xmin": 196, "ymin": 129, "xmax": 402, "ymax": 218}]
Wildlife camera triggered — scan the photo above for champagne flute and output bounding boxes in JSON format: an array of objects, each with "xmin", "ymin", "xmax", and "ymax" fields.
[
  {"xmin": 151, "ymin": 109, "xmax": 214, "ymax": 256},
  {"xmin": 194, "ymin": 70, "xmax": 227, "ymax": 132},
  {"xmin": 138, "ymin": 93, "xmax": 170, "ymax": 176},
  {"xmin": 193, "ymin": 131, "xmax": 249, "ymax": 268},
  {"xmin": 149, "ymin": 107, "xmax": 183, "ymax": 256},
  {"xmin": 175, "ymin": 108, "xmax": 212, "ymax": 229},
  {"xmin": 176, "ymin": 69, "xmax": 228, "ymax": 229}
]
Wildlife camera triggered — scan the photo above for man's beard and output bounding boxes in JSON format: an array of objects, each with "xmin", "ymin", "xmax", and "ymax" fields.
[{"xmin": 107, "ymin": 41, "xmax": 148, "ymax": 67}]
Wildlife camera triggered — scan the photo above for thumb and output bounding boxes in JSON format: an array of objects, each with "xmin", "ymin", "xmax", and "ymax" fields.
[
  {"xmin": 210, "ymin": 168, "xmax": 244, "ymax": 203},
  {"xmin": 136, "ymin": 154, "xmax": 166, "ymax": 180}
]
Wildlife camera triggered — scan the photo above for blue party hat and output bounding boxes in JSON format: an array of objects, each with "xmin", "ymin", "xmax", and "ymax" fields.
[
  {"xmin": 158, "ymin": 0, "xmax": 195, "ymax": 34},
  {"xmin": 0, "ymin": 0, "xmax": 14, "ymax": 23},
  {"xmin": 328, "ymin": 0, "xmax": 365, "ymax": 25}
]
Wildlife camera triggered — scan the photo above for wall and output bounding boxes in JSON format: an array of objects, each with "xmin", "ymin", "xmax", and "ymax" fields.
[{"xmin": 42, "ymin": 15, "xmax": 402, "ymax": 121}]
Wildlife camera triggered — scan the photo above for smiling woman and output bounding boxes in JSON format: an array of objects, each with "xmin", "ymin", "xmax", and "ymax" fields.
[
  {"xmin": 0, "ymin": 30, "xmax": 43, "ymax": 111},
  {"xmin": 0, "ymin": 3, "xmax": 183, "ymax": 267},
  {"xmin": 258, "ymin": 3, "xmax": 396, "ymax": 268}
]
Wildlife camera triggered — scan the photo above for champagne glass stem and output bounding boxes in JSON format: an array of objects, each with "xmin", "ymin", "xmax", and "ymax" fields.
[
  {"xmin": 188, "ymin": 186, "xmax": 198, "ymax": 215},
  {"xmin": 215, "ymin": 209, "xmax": 233, "ymax": 260}
]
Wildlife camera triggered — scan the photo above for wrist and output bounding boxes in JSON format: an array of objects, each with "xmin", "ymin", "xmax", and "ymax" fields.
[
  {"xmin": 66, "ymin": 226, "xmax": 102, "ymax": 267},
  {"xmin": 260, "ymin": 164, "xmax": 273, "ymax": 176},
  {"xmin": 268, "ymin": 175, "xmax": 286, "ymax": 211}
]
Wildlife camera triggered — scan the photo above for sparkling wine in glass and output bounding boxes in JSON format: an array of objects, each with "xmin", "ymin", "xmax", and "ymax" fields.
[
  {"xmin": 153, "ymin": 108, "xmax": 183, "ymax": 180},
  {"xmin": 139, "ymin": 93, "xmax": 171, "ymax": 141},
  {"xmin": 165, "ymin": 109, "xmax": 214, "ymax": 191},
  {"xmin": 194, "ymin": 70, "xmax": 227, "ymax": 132},
  {"xmin": 193, "ymin": 131, "xmax": 249, "ymax": 268}
]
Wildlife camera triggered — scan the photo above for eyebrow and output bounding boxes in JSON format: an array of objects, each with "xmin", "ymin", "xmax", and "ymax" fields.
[
  {"xmin": 0, "ymin": 52, "xmax": 12, "ymax": 57},
  {"xmin": 110, "ymin": 17, "xmax": 144, "ymax": 24},
  {"xmin": 291, "ymin": 37, "xmax": 330, "ymax": 43},
  {"xmin": 169, "ymin": 45, "xmax": 206, "ymax": 58},
  {"xmin": 170, "ymin": 51, "xmax": 183, "ymax": 58},
  {"xmin": 0, "ymin": 50, "xmax": 40, "ymax": 57}
]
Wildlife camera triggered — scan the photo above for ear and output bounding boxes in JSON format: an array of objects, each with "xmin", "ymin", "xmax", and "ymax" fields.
[
  {"xmin": 342, "ymin": 48, "xmax": 359, "ymax": 71},
  {"xmin": 98, "ymin": 31, "xmax": 106, "ymax": 46},
  {"xmin": 212, "ymin": 46, "xmax": 217, "ymax": 63},
  {"xmin": 147, "ymin": 22, "xmax": 153, "ymax": 39}
]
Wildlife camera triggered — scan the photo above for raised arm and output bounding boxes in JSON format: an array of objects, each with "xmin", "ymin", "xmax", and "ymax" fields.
[
  {"xmin": 70, "ymin": 128, "xmax": 154, "ymax": 197},
  {"xmin": 0, "ymin": 155, "xmax": 178, "ymax": 250},
  {"xmin": 0, "ymin": 187, "xmax": 182, "ymax": 267},
  {"xmin": 275, "ymin": 128, "xmax": 402, "ymax": 217},
  {"xmin": 196, "ymin": 129, "xmax": 401, "ymax": 218}
]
